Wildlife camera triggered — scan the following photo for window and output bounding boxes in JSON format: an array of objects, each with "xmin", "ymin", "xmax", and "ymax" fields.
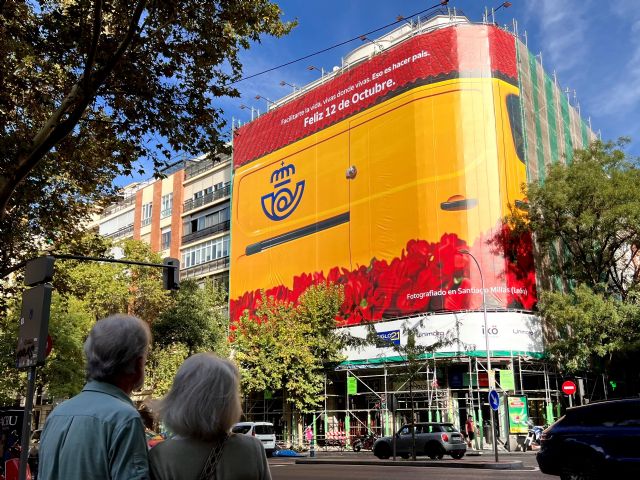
[
  {"xmin": 181, "ymin": 235, "xmax": 229, "ymax": 269},
  {"xmin": 193, "ymin": 186, "xmax": 213, "ymax": 200},
  {"xmin": 161, "ymin": 193, "xmax": 173, "ymax": 218},
  {"xmin": 99, "ymin": 210, "xmax": 134, "ymax": 236},
  {"xmin": 141, "ymin": 202, "xmax": 152, "ymax": 227},
  {"xmin": 161, "ymin": 227, "xmax": 171, "ymax": 250},
  {"xmin": 189, "ymin": 206, "xmax": 230, "ymax": 234}
]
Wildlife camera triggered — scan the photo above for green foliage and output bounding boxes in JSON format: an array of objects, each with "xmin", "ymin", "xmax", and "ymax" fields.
[
  {"xmin": 0, "ymin": 235, "xmax": 225, "ymax": 401},
  {"xmin": 511, "ymin": 139, "xmax": 640, "ymax": 373},
  {"xmin": 41, "ymin": 295, "xmax": 94, "ymax": 399},
  {"xmin": 232, "ymin": 284, "xmax": 345, "ymax": 412},
  {"xmin": 539, "ymin": 285, "xmax": 640, "ymax": 373},
  {"xmin": 0, "ymin": 0, "xmax": 294, "ymax": 286},
  {"xmin": 523, "ymin": 139, "xmax": 640, "ymax": 299},
  {"xmin": 144, "ymin": 343, "xmax": 189, "ymax": 397},
  {"xmin": 152, "ymin": 278, "xmax": 229, "ymax": 356}
]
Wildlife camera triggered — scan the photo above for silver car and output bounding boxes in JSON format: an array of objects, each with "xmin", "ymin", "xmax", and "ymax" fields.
[{"xmin": 373, "ymin": 422, "xmax": 467, "ymax": 460}]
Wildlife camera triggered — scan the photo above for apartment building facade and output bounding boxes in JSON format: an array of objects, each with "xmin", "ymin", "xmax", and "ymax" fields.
[{"xmin": 94, "ymin": 155, "xmax": 231, "ymax": 290}]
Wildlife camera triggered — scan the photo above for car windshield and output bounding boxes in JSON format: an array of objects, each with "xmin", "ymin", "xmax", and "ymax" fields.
[
  {"xmin": 440, "ymin": 425, "xmax": 456, "ymax": 432},
  {"xmin": 255, "ymin": 425, "xmax": 274, "ymax": 435},
  {"xmin": 232, "ymin": 425, "xmax": 252, "ymax": 434}
]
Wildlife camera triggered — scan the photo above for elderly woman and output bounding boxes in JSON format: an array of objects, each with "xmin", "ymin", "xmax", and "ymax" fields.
[{"xmin": 149, "ymin": 353, "xmax": 271, "ymax": 480}]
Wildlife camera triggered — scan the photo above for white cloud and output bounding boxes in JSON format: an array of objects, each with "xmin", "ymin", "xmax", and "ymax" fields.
[
  {"xmin": 592, "ymin": 7, "xmax": 640, "ymax": 117},
  {"xmin": 525, "ymin": 0, "xmax": 594, "ymax": 76}
]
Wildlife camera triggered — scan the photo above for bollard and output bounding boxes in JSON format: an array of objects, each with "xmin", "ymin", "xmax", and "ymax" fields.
[{"xmin": 310, "ymin": 438, "xmax": 315, "ymax": 457}]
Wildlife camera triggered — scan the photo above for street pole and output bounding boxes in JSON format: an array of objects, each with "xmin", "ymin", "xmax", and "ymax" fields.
[
  {"xmin": 18, "ymin": 366, "xmax": 37, "ymax": 480},
  {"xmin": 459, "ymin": 250, "xmax": 499, "ymax": 462}
]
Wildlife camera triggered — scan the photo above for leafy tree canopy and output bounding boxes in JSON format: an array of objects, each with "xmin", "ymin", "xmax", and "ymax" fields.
[
  {"xmin": 232, "ymin": 283, "xmax": 345, "ymax": 412},
  {"xmin": 513, "ymin": 139, "xmax": 640, "ymax": 378},
  {"xmin": 539, "ymin": 284, "xmax": 640, "ymax": 373},
  {"xmin": 152, "ymin": 278, "xmax": 229, "ymax": 356},
  {"xmin": 522, "ymin": 139, "xmax": 640, "ymax": 299},
  {"xmin": 0, "ymin": 0, "xmax": 294, "ymax": 279}
]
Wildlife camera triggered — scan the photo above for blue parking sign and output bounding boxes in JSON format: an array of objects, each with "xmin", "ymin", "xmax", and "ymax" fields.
[{"xmin": 489, "ymin": 390, "xmax": 500, "ymax": 411}]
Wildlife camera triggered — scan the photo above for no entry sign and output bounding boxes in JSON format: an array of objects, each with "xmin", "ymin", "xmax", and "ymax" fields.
[{"xmin": 562, "ymin": 380, "xmax": 577, "ymax": 395}]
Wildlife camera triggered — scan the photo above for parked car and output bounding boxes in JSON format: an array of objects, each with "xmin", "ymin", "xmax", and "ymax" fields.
[
  {"xmin": 231, "ymin": 422, "xmax": 276, "ymax": 456},
  {"xmin": 536, "ymin": 398, "xmax": 640, "ymax": 478},
  {"xmin": 372, "ymin": 422, "xmax": 466, "ymax": 460}
]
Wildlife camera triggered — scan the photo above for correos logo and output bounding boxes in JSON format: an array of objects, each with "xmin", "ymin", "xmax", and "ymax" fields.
[{"xmin": 261, "ymin": 162, "xmax": 305, "ymax": 221}]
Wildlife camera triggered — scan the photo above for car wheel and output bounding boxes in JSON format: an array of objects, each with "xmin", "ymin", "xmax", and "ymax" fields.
[
  {"xmin": 426, "ymin": 442, "xmax": 444, "ymax": 460},
  {"xmin": 400, "ymin": 453, "xmax": 410, "ymax": 459},
  {"xmin": 373, "ymin": 443, "xmax": 391, "ymax": 460},
  {"xmin": 451, "ymin": 451, "xmax": 465, "ymax": 460}
]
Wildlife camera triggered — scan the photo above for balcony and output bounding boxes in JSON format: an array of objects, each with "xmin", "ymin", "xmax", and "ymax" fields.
[
  {"xmin": 100, "ymin": 195, "xmax": 135, "ymax": 218},
  {"xmin": 104, "ymin": 224, "xmax": 134, "ymax": 240},
  {"xmin": 183, "ymin": 185, "xmax": 231, "ymax": 213},
  {"xmin": 181, "ymin": 256, "xmax": 230, "ymax": 279},
  {"xmin": 184, "ymin": 154, "xmax": 230, "ymax": 179},
  {"xmin": 182, "ymin": 220, "xmax": 230, "ymax": 245}
]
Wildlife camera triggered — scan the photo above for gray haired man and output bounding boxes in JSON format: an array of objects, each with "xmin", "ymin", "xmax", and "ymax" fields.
[{"xmin": 38, "ymin": 314, "xmax": 151, "ymax": 480}]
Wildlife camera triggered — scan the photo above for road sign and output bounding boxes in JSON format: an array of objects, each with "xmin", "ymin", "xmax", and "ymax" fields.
[
  {"xmin": 489, "ymin": 389, "xmax": 500, "ymax": 411},
  {"xmin": 562, "ymin": 380, "xmax": 577, "ymax": 396}
]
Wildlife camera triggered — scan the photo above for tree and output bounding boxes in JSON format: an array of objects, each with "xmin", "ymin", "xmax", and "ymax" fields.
[
  {"xmin": 151, "ymin": 278, "xmax": 228, "ymax": 356},
  {"xmin": 513, "ymin": 139, "xmax": 640, "ymax": 382},
  {"xmin": 523, "ymin": 139, "xmax": 640, "ymax": 299},
  {"xmin": 143, "ymin": 342, "xmax": 189, "ymax": 397},
  {"xmin": 0, "ymin": 236, "xmax": 172, "ymax": 401},
  {"xmin": 539, "ymin": 284, "xmax": 640, "ymax": 373},
  {"xmin": 0, "ymin": 0, "xmax": 294, "ymax": 278},
  {"xmin": 232, "ymin": 284, "xmax": 346, "ymax": 434}
]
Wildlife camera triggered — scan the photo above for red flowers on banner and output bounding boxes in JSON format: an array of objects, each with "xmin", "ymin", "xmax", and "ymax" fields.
[{"xmin": 230, "ymin": 228, "xmax": 537, "ymax": 325}]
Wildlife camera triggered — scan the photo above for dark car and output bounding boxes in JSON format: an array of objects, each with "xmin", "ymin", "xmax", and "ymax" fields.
[
  {"xmin": 536, "ymin": 398, "xmax": 640, "ymax": 479},
  {"xmin": 373, "ymin": 422, "xmax": 466, "ymax": 460}
]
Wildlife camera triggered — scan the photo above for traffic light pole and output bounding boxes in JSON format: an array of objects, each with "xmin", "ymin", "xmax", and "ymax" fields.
[
  {"xmin": 18, "ymin": 366, "xmax": 37, "ymax": 480},
  {"xmin": 14, "ymin": 254, "xmax": 179, "ymax": 480}
]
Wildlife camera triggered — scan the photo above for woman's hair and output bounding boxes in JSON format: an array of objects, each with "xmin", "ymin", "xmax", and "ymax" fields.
[
  {"xmin": 84, "ymin": 314, "xmax": 151, "ymax": 382},
  {"xmin": 157, "ymin": 353, "xmax": 242, "ymax": 441}
]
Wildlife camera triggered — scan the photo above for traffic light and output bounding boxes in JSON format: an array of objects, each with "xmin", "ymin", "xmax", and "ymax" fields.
[
  {"xmin": 24, "ymin": 256, "xmax": 55, "ymax": 286},
  {"xmin": 162, "ymin": 258, "xmax": 180, "ymax": 290}
]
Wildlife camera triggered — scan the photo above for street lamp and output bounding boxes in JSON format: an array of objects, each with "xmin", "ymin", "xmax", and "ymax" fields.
[
  {"xmin": 254, "ymin": 95, "xmax": 275, "ymax": 110},
  {"xmin": 458, "ymin": 249, "xmax": 499, "ymax": 462},
  {"xmin": 491, "ymin": 1, "xmax": 512, "ymax": 23},
  {"xmin": 359, "ymin": 35, "xmax": 384, "ymax": 53},
  {"xmin": 307, "ymin": 65, "xmax": 325, "ymax": 78},
  {"xmin": 279, "ymin": 80, "xmax": 299, "ymax": 92},
  {"xmin": 239, "ymin": 104, "xmax": 259, "ymax": 121}
]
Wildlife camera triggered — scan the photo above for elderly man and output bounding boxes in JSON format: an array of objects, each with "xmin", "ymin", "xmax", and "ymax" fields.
[{"xmin": 38, "ymin": 314, "xmax": 152, "ymax": 480}]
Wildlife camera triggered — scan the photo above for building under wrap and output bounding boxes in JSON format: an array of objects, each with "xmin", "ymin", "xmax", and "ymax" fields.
[{"xmin": 231, "ymin": 9, "xmax": 595, "ymax": 448}]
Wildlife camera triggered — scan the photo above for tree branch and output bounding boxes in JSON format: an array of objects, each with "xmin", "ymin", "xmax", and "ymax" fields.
[
  {"xmin": 0, "ymin": 0, "xmax": 148, "ymax": 220},
  {"xmin": 83, "ymin": 0, "xmax": 104, "ymax": 88}
]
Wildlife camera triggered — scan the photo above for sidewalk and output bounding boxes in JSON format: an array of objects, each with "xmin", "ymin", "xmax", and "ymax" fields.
[{"xmin": 294, "ymin": 449, "xmax": 529, "ymax": 470}]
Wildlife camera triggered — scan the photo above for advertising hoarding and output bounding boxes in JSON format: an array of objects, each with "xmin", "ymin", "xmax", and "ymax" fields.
[
  {"xmin": 340, "ymin": 311, "xmax": 543, "ymax": 364},
  {"xmin": 507, "ymin": 396, "xmax": 530, "ymax": 434},
  {"xmin": 231, "ymin": 24, "xmax": 537, "ymax": 326}
]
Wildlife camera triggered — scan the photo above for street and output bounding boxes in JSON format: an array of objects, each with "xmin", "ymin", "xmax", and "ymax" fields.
[{"xmin": 268, "ymin": 452, "xmax": 547, "ymax": 480}]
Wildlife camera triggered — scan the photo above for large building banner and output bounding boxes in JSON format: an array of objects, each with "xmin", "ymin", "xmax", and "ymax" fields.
[
  {"xmin": 341, "ymin": 312, "xmax": 544, "ymax": 364},
  {"xmin": 231, "ymin": 23, "xmax": 537, "ymax": 326}
]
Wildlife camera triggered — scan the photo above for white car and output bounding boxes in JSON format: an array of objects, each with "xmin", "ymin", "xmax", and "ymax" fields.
[{"xmin": 231, "ymin": 421, "xmax": 276, "ymax": 456}]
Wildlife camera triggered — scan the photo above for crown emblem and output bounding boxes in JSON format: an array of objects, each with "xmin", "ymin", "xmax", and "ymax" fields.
[{"xmin": 261, "ymin": 161, "xmax": 305, "ymax": 221}]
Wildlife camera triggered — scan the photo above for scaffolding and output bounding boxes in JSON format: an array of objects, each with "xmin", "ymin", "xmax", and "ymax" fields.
[{"xmin": 242, "ymin": 353, "xmax": 562, "ymax": 448}]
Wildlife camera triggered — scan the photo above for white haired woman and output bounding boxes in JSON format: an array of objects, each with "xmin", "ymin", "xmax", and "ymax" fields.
[{"xmin": 149, "ymin": 353, "xmax": 271, "ymax": 480}]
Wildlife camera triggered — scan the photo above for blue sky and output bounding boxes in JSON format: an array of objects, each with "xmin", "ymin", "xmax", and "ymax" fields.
[{"xmin": 119, "ymin": 0, "xmax": 640, "ymax": 184}]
